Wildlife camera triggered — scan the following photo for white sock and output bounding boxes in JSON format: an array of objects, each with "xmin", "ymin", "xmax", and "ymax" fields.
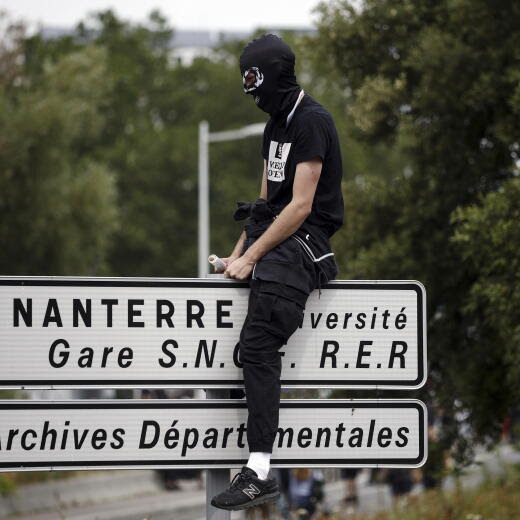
[{"xmin": 246, "ymin": 452, "xmax": 271, "ymax": 480}]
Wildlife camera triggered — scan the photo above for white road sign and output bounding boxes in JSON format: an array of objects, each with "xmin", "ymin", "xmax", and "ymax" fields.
[
  {"xmin": 0, "ymin": 277, "xmax": 426, "ymax": 389},
  {"xmin": 0, "ymin": 400, "xmax": 427, "ymax": 471}
]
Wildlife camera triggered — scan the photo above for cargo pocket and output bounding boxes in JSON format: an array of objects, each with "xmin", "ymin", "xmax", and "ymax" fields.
[
  {"xmin": 269, "ymin": 295, "xmax": 304, "ymax": 343},
  {"xmin": 250, "ymin": 286, "xmax": 304, "ymax": 343},
  {"xmin": 249, "ymin": 291, "xmax": 277, "ymax": 325}
]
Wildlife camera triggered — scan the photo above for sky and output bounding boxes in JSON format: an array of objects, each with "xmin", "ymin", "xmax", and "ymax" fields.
[{"xmin": 0, "ymin": 0, "xmax": 324, "ymax": 31}]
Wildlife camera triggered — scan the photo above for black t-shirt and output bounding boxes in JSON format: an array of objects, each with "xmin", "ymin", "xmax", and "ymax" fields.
[{"xmin": 261, "ymin": 93, "xmax": 344, "ymax": 238}]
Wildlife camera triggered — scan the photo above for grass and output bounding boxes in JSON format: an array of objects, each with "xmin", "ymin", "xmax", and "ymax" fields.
[
  {"xmin": 1, "ymin": 461, "xmax": 520, "ymax": 520},
  {"xmin": 330, "ymin": 464, "xmax": 520, "ymax": 520}
]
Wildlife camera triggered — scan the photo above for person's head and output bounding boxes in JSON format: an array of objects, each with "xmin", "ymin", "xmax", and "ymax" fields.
[{"xmin": 239, "ymin": 34, "xmax": 300, "ymax": 118}]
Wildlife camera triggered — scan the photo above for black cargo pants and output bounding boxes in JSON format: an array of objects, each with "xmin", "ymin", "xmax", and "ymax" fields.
[
  {"xmin": 239, "ymin": 278, "xmax": 308, "ymax": 453},
  {"xmin": 233, "ymin": 200, "xmax": 335, "ymax": 453}
]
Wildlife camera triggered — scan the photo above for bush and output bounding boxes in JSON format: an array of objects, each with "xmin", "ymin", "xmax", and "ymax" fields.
[{"xmin": 332, "ymin": 464, "xmax": 520, "ymax": 520}]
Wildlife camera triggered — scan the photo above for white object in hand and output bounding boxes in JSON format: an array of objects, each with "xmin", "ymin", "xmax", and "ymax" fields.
[{"xmin": 208, "ymin": 254, "xmax": 227, "ymax": 272}]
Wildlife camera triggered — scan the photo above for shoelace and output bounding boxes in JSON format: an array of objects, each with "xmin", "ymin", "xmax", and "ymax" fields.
[{"xmin": 229, "ymin": 472, "xmax": 248, "ymax": 490}]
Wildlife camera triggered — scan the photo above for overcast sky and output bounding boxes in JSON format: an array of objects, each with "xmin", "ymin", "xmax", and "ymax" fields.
[{"xmin": 0, "ymin": 0, "xmax": 324, "ymax": 31}]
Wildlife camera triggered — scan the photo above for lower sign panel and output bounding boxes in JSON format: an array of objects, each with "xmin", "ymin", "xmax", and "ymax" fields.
[{"xmin": 0, "ymin": 400, "xmax": 427, "ymax": 470}]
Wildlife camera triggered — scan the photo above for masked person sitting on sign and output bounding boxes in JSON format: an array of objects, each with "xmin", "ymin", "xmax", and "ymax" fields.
[{"xmin": 211, "ymin": 34, "xmax": 344, "ymax": 511}]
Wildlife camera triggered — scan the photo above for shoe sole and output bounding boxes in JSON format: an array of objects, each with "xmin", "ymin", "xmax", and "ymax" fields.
[{"xmin": 211, "ymin": 491, "xmax": 280, "ymax": 511}]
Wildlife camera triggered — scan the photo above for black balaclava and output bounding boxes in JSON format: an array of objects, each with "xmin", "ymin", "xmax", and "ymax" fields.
[{"xmin": 239, "ymin": 34, "xmax": 301, "ymax": 121}]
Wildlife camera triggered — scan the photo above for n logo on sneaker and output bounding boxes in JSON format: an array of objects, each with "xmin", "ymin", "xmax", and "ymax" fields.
[{"xmin": 241, "ymin": 483, "xmax": 261, "ymax": 500}]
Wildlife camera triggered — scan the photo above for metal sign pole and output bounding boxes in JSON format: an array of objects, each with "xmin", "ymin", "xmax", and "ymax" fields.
[
  {"xmin": 205, "ymin": 272, "xmax": 231, "ymax": 519},
  {"xmin": 205, "ymin": 388, "xmax": 231, "ymax": 520}
]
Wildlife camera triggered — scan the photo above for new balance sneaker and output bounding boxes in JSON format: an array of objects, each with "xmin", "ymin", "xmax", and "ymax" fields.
[{"xmin": 211, "ymin": 466, "xmax": 279, "ymax": 511}]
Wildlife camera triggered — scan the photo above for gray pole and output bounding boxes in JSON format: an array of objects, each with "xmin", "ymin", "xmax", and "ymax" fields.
[
  {"xmin": 205, "ymin": 388, "xmax": 231, "ymax": 520},
  {"xmin": 205, "ymin": 273, "xmax": 231, "ymax": 520},
  {"xmin": 198, "ymin": 123, "xmax": 264, "ymax": 518},
  {"xmin": 197, "ymin": 120, "xmax": 264, "ymax": 279},
  {"xmin": 198, "ymin": 120, "xmax": 210, "ymax": 278}
]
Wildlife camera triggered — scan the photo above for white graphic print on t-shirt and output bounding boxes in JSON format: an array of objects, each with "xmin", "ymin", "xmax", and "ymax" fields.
[{"xmin": 267, "ymin": 140, "xmax": 292, "ymax": 182}]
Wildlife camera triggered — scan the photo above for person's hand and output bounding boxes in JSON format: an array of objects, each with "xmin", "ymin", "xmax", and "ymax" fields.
[
  {"xmin": 225, "ymin": 256, "xmax": 255, "ymax": 280},
  {"xmin": 214, "ymin": 255, "xmax": 238, "ymax": 273}
]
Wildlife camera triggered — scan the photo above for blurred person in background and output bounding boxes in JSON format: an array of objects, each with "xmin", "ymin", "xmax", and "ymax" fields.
[
  {"xmin": 278, "ymin": 468, "xmax": 324, "ymax": 519},
  {"xmin": 141, "ymin": 389, "xmax": 202, "ymax": 490},
  {"xmin": 383, "ymin": 469, "xmax": 414, "ymax": 506},
  {"xmin": 420, "ymin": 405, "xmax": 447, "ymax": 490},
  {"xmin": 340, "ymin": 468, "xmax": 360, "ymax": 513}
]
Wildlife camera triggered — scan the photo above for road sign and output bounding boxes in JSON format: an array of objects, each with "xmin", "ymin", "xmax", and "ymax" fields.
[
  {"xmin": 0, "ymin": 277, "xmax": 426, "ymax": 389},
  {"xmin": 0, "ymin": 399, "xmax": 427, "ymax": 471}
]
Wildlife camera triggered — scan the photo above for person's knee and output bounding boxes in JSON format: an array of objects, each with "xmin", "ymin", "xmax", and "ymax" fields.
[
  {"xmin": 239, "ymin": 284, "xmax": 305, "ymax": 366},
  {"xmin": 239, "ymin": 325, "xmax": 281, "ymax": 366}
]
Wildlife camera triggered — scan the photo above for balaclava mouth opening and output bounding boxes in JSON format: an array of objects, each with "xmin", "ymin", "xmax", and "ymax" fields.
[{"xmin": 239, "ymin": 34, "xmax": 301, "ymax": 120}]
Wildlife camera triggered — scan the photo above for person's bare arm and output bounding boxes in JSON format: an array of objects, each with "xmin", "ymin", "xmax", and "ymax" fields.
[
  {"xmin": 214, "ymin": 161, "xmax": 267, "ymax": 272},
  {"xmin": 226, "ymin": 158, "xmax": 322, "ymax": 280},
  {"xmin": 259, "ymin": 160, "xmax": 267, "ymax": 199}
]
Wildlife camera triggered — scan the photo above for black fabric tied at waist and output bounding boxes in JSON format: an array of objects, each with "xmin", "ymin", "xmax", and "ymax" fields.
[
  {"xmin": 233, "ymin": 199, "xmax": 282, "ymax": 239},
  {"xmin": 232, "ymin": 198, "xmax": 339, "ymax": 297}
]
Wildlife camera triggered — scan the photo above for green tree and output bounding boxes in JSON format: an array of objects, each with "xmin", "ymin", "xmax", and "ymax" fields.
[
  {"xmin": 312, "ymin": 0, "xmax": 520, "ymax": 450},
  {"xmin": 21, "ymin": 11, "xmax": 265, "ymax": 277},
  {"xmin": 451, "ymin": 178, "xmax": 520, "ymax": 428},
  {"xmin": 0, "ymin": 17, "xmax": 118, "ymax": 275}
]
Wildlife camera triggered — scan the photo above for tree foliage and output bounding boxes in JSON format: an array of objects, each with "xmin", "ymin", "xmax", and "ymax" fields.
[
  {"xmin": 312, "ymin": 0, "xmax": 520, "ymax": 448},
  {"xmin": 452, "ymin": 178, "xmax": 520, "ymax": 423},
  {"xmin": 0, "ymin": 18, "xmax": 118, "ymax": 275},
  {"xmin": 1, "ymin": 10, "xmax": 264, "ymax": 277},
  {"xmin": 71, "ymin": 11, "xmax": 264, "ymax": 276}
]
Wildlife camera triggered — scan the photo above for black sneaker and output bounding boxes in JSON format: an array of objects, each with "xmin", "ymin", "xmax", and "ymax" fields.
[{"xmin": 210, "ymin": 466, "xmax": 279, "ymax": 511}]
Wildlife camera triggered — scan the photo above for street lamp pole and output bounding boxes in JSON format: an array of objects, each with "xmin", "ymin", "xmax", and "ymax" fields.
[
  {"xmin": 197, "ymin": 121, "xmax": 265, "ymax": 278},
  {"xmin": 198, "ymin": 120, "xmax": 210, "ymax": 279}
]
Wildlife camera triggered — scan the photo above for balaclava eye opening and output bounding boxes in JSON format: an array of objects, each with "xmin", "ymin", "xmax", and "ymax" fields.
[{"xmin": 239, "ymin": 34, "xmax": 300, "ymax": 120}]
